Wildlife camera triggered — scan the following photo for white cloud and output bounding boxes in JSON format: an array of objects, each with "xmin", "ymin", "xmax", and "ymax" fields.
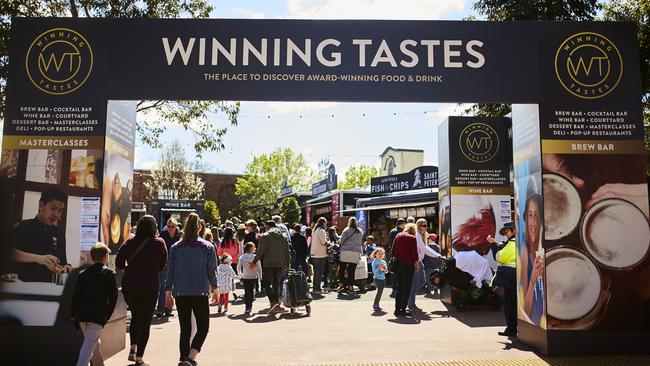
[
  {"xmin": 286, "ymin": 0, "xmax": 467, "ymax": 20},
  {"xmin": 231, "ymin": 8, "xmax": 266, "ymax": 19}
]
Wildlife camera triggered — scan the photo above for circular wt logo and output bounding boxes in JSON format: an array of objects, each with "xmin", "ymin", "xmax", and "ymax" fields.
[
  {"xmin": 459, "ymin": 123, "xmax": 499, "ymax": 163},
  {"xmin": 555, "ymin": 32, "xmax": 622, "ymax": 99},
  {"xmin": 25, "ymin": 28, "xmax": 93, "ymax": 95}
]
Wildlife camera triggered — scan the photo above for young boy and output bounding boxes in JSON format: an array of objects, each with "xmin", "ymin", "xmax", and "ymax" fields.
[
  {"xmin": 237, "ymin": 242, "xmax": 262, "ymax": 314},
  {"xmin": 71, "ymin": 243, "xmax": 118, "ymax": 366}
]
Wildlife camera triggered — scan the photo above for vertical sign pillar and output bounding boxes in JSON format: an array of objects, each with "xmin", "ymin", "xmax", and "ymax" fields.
[
  {"xmin": 438, "ymin": 117, "xmax": 513, "ymax": 289},
  {"xmin": 512, "ymin": 23, "xmax": 650, "ymax": 355}
]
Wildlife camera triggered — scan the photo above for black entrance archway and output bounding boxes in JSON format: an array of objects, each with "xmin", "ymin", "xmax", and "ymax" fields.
[{"xmin": 1, "ymin": 18, "xmax": 647, "ymax": 363}]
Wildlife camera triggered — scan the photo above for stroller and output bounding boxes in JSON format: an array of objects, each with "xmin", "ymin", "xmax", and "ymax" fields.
[
  {"xmin": 281, "ymin": 270, "xmax": 312, "ymax": 315},
  {"xmin": 431, "ymin": 257, "xmax": 501, "ymax": 312}
]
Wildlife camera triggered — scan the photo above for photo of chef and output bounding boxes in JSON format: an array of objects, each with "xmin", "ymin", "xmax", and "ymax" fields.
[
  {"xmin": 541, "ymin": 153, "xmax": 649, "ymax": 331},
  {"xmin": 10, "ymin": 188, "xmax": 70, "ymax": 282},
  {"xmin": 101, "ymin": 151, "xmax": 133, "ymax": 258}
]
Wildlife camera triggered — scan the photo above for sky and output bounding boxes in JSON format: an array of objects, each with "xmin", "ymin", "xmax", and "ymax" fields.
[{"xmin": 2, "ymin": 0, "xmax": 479, "ymax": 175}]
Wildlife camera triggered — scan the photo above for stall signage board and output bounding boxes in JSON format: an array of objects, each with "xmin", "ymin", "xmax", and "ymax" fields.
[{"xmin": 371, "ymin": 165, "xmax": 438, "ymax": 193}]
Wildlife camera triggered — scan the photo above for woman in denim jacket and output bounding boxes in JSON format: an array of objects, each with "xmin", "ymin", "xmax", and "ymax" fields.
[{"xmin": 165, "ymin": 213, "xmax": 218, "ymax": 366}]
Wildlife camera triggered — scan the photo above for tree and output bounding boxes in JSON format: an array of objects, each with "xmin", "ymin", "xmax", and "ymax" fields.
[
  {"xmin": 279, "ymin": 197, "xmax": 301, "ymax": 227},
  {"xmin": 466, "ymin": 0, "xmax": 601, "ymax": 118},
  {"xmin": 232, "ymin": 148, "xmax": 318, "ymax": 219},
  {"xmin": 204, "ymin": 200, "xmax": 220, "ymax": 226},
  {"xmin": 0, "ymin": 0, "xmax": 240, "ymax": 155},
  {"xmin": 339, "ymin": 165, "xmax": 379, "ymax": 190},
  {"xmin": 602, "ymin": 0, "xmax": 650, "ymax": 173},
  {"xmin": 144, "ymin": 140, "xmax": 205, "ymax": 200}
]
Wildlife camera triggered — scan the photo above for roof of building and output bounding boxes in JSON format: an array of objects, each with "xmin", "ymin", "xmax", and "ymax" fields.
[{"xmin": 380, "ymin": 146, "xmax": 424, "ymax": 157}]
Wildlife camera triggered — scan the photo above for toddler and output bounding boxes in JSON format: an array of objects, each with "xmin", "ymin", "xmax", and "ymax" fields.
[
  {"xmin": 371, "ymin": 248, "xmax": 388, "ymax": 311},
  {"xmin": 216, "ymin": 253, "xmax": 237, "ymax": 313},
  {"xmin": 237, "ymin": 242, "xmax": 262, "ymax": 314}
]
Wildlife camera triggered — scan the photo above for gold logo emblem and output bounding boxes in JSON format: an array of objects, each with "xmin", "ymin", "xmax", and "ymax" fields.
[
  {"xmin": 555, "ymin": 32, "xmax": 622, "ymax": 99},
  {"xmin": 25, "ymin": 28, "xmax": 93, "ymax": 95},
  {"xmin": 459, "ymin": 123, "xmax": 499, "ymax": 163}
]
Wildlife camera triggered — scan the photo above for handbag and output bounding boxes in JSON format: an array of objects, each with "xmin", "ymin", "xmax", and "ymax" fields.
[
  {"xmin": 340, "ymin": 250, "xmax": 360, "ymax": 263},
  {"xmin": 354, "ymin": 256, "xmax": 368, "ymax": 280},
  {"xmin": 388, "ymin": 257, "xmax": 398, "ymax": 273}
]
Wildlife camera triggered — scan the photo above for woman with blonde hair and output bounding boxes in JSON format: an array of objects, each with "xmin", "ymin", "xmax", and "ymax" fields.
[
  {"xmin": 408, "ymin": 218, "xmax": 440, "ymax": 311},
  {"xmin": 165, "ymin": 213, "xmax": 218, "ymax": 366},
  {"xmin": 338, "ymin": 217, "xmax": 364, "ymax": 293}
]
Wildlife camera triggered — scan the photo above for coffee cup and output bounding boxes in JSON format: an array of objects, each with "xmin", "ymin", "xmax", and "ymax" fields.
[
  {"xmin": 581, "ymin": 198, "xmax": 650, "ymax": 270},
  {"xmin": 546, "ymin": 247, "xmax": 601, "ymax": 321},
  {"xmin": 543, "ymin": 173, "xmax": 582, "ymax": 241}
]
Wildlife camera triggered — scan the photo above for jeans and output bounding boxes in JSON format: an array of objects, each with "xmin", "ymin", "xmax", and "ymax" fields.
[
  {"xmin": 242, "ymin": 278, "xmax": 257, "ymax": 310},
  {"xmin": 262, "ymin": 267, "xmax": 284, "ymax": 305},
  {"xmin": 504, "ymin": 287, "xmax": 517, "ymax": 332},
  {"xmin": 123, "ymin": 291, "xmax": 157, "ymax": 358},
  {"xmin": 295, "ymin": 256, "xmax": 308, "ymax": 274},
  {"xmin": 341, "ymin": 262, "xmax": 357, "ymax": 288},
  {"xmin": 394, "ymin": 261, "xmax": 414, "ymax": 313},
  {"xmin": 157, "ymin": 266, "xmax": 168, "ymax": 311},
  {"xmin": 374, "ymin": 279, "xmax": 385, "ymax": 306},
  {"xmin": 76, "ymin": 322, "xmax": 104, "ymax": 366},
  {"xmin": 311, "ymin": 257, "xmax": 327, "ymax": 291},
  {"xmin": 176, "ymin": 296, "xmax": 209, "ymax": 360},
  {"xmin": 408, "ymin": 262, "xmax": 425, "ymax": 308}
]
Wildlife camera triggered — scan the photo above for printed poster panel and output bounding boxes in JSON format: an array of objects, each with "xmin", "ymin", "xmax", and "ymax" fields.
[
  {"xmin": 100, "ymin": 101, "xmax": 137, "ymax": 257},
  {"xmin": 537, "ymin": 25, "xmax": 649, "ymax": 333},
  {"xmin": 512, "ymin": 104, "xmax": 546, "ymax": 329}
]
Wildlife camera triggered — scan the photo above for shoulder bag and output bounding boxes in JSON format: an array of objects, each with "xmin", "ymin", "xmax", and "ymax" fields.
[
  {"xmin": 127, "ymin": 239, "xmax": 150, "ymax": 267},
  {"xmin": 339, "ymin": 230, "xmax": 360, "ymax": 263}
]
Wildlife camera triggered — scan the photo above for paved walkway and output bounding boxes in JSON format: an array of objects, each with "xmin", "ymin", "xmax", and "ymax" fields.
[{"xmin": 106, "ymin": 289, "xmax": 545, "ymax": 366}]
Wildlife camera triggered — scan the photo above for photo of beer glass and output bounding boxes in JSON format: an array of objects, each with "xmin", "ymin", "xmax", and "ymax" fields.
[{"xmin": 543, "ymin": 173, "xmax": 582, "ymax": 241}]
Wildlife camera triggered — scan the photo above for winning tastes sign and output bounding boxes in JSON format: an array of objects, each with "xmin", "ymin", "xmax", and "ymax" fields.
[{"xmin": 371, "ymin": 166, "xmax": 438, "ymax": 194}]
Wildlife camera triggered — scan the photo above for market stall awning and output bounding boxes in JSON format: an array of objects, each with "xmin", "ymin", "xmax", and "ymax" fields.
[{"xmin": 340, "ymin": 200, "xmax": 437, "ymax": 213}]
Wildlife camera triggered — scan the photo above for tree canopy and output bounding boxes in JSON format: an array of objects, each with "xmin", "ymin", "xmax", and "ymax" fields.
[
  {"xmin": 0, "ymin": 0, "xmax": 239, "ymax": 155},
  {"xmin": 232, "ymin": 148, "xmax": 317, "ymax": 220},
  {"xmin": 144, "ymin": 139, "xmax": 205, "ymax": 201},
  {"xmin": 339, "ymin": 165, "xmax": 379, "ymax": 190},
  {"xmin": 279, "ymin": 197, "xmax": 302, "ymax": 227}
]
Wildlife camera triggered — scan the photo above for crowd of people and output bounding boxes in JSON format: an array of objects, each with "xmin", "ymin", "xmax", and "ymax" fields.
[{"xmin": 70, "ymin": 212, "xmax": 514, "ymax": 366}]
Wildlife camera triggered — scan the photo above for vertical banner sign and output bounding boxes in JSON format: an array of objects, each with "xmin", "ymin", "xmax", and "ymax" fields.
[
  {"xmin": 513, "ymin": 23, "xmax": 649, "ymax": 355},
  {"xmin": 331, "ymin": 193, "xmax": 341, "ymax": 229},
  {"xmin": 438, "ymin": 117, "xmax": 513, "ymax": 264},
  {"xmin": 100, "ymin": 101, "xmax": 137, "ymax": 257}
]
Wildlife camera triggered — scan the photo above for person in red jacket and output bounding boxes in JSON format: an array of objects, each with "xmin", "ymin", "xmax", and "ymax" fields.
[{"xmin": 391, "ymin": 223, "xmax": 420, "ymax": 317}]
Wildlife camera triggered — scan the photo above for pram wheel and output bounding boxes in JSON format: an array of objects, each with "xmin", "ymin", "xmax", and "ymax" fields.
[
  {"xmin": 305, "ymin": 304, "xmax": 311, "ymax": 315},
  {"xmin": 488, "ymin": 294, "xmax": 501, "ymax": 311},
  {"xmin": 454, "ymin": 298, "xmax": 467, "ymax": 312},
  {"xmin": 431, "ymin": 270, "xmax": 445, "ymax": 288}
]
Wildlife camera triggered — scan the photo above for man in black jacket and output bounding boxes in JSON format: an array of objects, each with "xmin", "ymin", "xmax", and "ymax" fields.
[
  {"xmin": 290, "ymin": 224, "xmax": 309, "ymax": 273},
  {"xmin": 71, "ymin": 243, "xmax": 118, "ymax": 366}
]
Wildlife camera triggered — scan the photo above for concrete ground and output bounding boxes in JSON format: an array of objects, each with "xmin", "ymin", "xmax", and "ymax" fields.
[{"xmin": 106, "ymin": 287, "xmax": 545, "ymax": 366}]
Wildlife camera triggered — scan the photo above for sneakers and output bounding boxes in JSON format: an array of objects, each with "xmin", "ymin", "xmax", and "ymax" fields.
[
  {"xmin": 244, "ymin": 308, "xmax": 252, "ymax": 315},
  {"xmin": 269, "ymin": 303, "xmax": 280, "ymax": 314},
  {"xmin": 179, "ymin": 358, "xmax": 198, "ymax": 366},
  {"xmin": 223, "ymin": 306, "xmax": 228, "ymax": 313},
  {"xmin": 373, "ymin": 304, "xmax": 382, "ymax": 311},
  {"xmin": 408, "ymin": 305, "xmax": 422, "ymax": 312},
  {"xmin": 128, "ymin": 349, "xmax": 136, "ymax": 361},
  {"xmin": 217, "ymin": 305, "xmax": 222, "ymax": 314}
]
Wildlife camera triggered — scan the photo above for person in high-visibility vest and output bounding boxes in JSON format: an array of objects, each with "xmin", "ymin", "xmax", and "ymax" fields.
[{"xmin": 488, "ymin": 221, "xmax": 517, "ymax": 337}]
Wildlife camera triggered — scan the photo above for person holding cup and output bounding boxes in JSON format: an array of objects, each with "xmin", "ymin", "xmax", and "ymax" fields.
[{"xmin": 520, "ymin": 193, "xmax": 545, "ymax": 326}]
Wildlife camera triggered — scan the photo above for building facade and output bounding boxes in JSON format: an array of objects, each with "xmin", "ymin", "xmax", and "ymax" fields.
[{"xmin": 132, "ymin": 169, "xmax": 240, "ymax": 221}]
